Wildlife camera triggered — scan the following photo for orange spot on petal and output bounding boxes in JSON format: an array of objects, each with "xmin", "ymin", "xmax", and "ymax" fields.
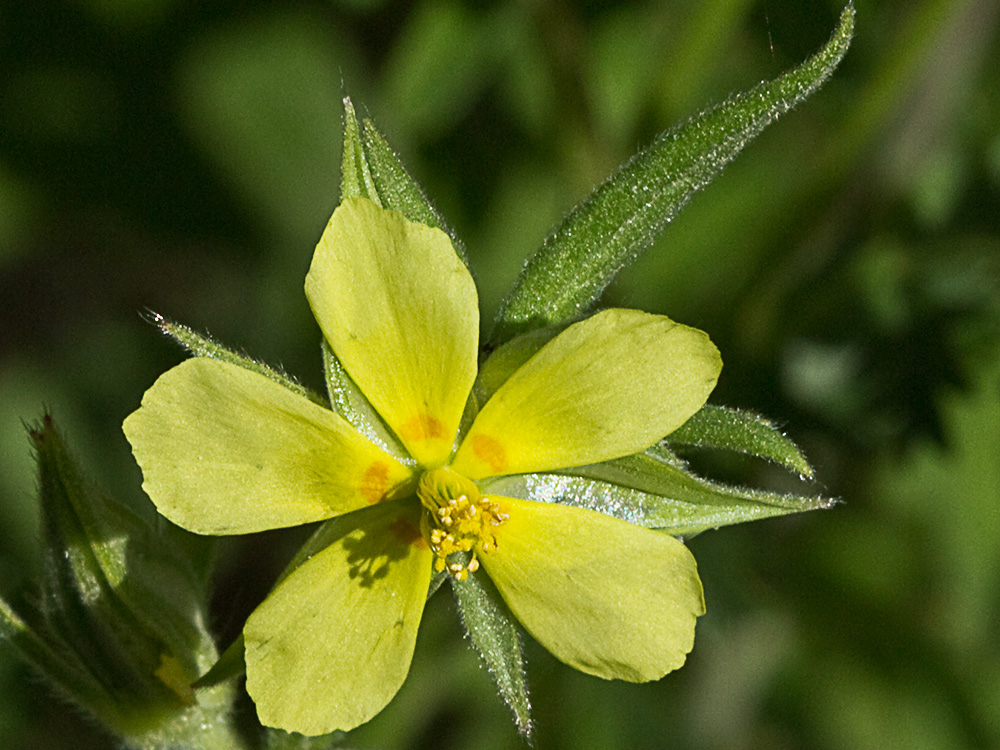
[
  {"xmin": 359, "ymin": 461, "xmax": 390, "ymax": 504},
  {"xmin": 389, "ymin": 518, "xmax": 428, "ymax": 550},
  {"xmin": 471, "ymin": 434, "xmax": 508, "ymax": 475},
  {"xmin": 398, "ymin": 413, "xmax": 445, "ymax": 442}
]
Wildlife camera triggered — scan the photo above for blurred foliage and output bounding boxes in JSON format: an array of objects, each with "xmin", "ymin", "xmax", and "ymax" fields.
[{"xmin": 1, "ymin": 0, "xmax": 998, "ymax": 748}]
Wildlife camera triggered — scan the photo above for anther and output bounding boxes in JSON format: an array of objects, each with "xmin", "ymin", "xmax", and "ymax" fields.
[{"xmin": 417, "ymin": 467, "xmax": 508, "ymax": 580}]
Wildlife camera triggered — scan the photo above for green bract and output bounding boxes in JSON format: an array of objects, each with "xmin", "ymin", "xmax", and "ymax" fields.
[
  {"xmin": 0, "ymin": 417, "xmax": 240, "ymax": 749},
  {"xmin": 124, "ymin": 196, "xmax": 721, "ymax": 735}
]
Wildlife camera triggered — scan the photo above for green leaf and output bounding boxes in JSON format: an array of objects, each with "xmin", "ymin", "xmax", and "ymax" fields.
[
  {"xmin": 472, "ymin": 324, "xmax": 564, "ymax": 407},
  {"xmin": 484, "ymin": 444, "xmax": 833, "ymax": 537},
  {"xmin": 666, "ymin": 404, "xmax": 815, "ymax": 479},
  {"xmin": 450, "ymin": 567, "xmax": 532, "ymax": 737},
  {"xmin": 491, "ymin": 3, "xmax": 855, "ymax": 343},
  {"xmin": 154, "ymin": 312, "xmax": 326, "ymax": 407}
]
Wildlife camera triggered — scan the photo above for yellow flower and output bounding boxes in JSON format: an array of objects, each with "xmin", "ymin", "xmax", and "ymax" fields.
[{"xmin": 123, "ymin": 197, "xmax": 721, "ymax": 735}]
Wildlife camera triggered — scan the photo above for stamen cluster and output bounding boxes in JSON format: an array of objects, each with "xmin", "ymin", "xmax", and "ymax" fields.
[{"xmin": 417, "ymin": 468, "xmax": 507, "ymax": 580}]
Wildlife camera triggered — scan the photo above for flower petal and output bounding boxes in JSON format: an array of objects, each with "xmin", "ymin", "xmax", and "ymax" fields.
[
  {"xmin": 123, "ymin": 358, "xmax": 413, "ymax": 534},
  {"xmin": 480, "ymin": 498, "xmax": 704, "ymax": 682},
  {"xmin": 244, "ymin": 500, "xmax": 432, "ymax": 735},
  {"xmin": 306, "ymin": 197, "xmax": 479, "ymax": 467},
  {"xmin": 452, "ymin": 309, "xmax": 721, "ymax": 478}
]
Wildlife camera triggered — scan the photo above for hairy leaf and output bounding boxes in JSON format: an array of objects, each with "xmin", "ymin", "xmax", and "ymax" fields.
[
  {"xmin": 491, "ymin": 4, "xmax": 855, "ymax": 343},
  {"xmin": 667, "ymin": 404, "xmax": 815, "ymax": 478}
]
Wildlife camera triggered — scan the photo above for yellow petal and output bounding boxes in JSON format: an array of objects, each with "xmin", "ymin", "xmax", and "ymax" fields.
[
  {"xmin": 452, "ymin": 308, "xmax": 720, "ymax": 478},
  {"xmin": 123, "ymin": 358, "xmax": 413, "ymax": 534},
  {"xmin": 480, "ymin": 498, "xmax": 704, "ymax": 681},
  {"xmin": 306, "ymin": 197, "xmax": 479, "ymax": 467},
  {"xmin": 244, "ymin": 500, "xmax": 432, "ymax": 734}
]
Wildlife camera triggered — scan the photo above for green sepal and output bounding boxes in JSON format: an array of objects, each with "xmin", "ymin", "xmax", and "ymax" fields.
[
  {"xmin": 450, "ymin": 566, "xmax": 532, "ymax": 738},
  {"xmin": 490, "ymin": 4, "xmax": 855, "ymax": 344},
  {"xmin": 264, "ymin": 727, "xmax": 347, "ymax": 750},
  {"xmin": 10, "ymin": 415, "xmax": 241, "ymax": 746},
  {"xmin": 483, "ymin": 444, "xmax": 833, "ymax": 538},
  {"xmin": 192, "ymin": 633, "xmax": 245, "ymax": 689},
  {"xmin": 473, "ymin": 325, "xmax": 565, "ymax": 407},
  {"xmin": 426, "ymin": 570, "xmax": 449, "ymax": 600},
  {"xmin": 321, "ymin": 340, "xmax": 411, "ymax": 463},
  {"xmin": 155, "ymin": 312, "xmax": 326, "ymax": 408},
  {"xmin": 339, "ymin": 96, "xmax": 467, "ymax": 262},
  {"xmin": 666, "ymin": 404, "xmax": 815, "ymax": 479},
  {"xmin": 360, "ymin": 117, "xmax": 467, "ymax": 263},
  {"xmin": 339, "ymin": 96, "xmax": 379, "ymax": 204}
]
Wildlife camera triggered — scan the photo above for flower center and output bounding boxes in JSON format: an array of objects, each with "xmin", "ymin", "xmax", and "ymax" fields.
[{"xmin": 417, "ymin": 467, "xmax": 507, "ymax": 581}]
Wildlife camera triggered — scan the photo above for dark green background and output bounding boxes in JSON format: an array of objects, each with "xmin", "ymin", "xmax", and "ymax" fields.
[{"xmin": 2, "ymin": 0, "xmax": 999, "ymax": 747}]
